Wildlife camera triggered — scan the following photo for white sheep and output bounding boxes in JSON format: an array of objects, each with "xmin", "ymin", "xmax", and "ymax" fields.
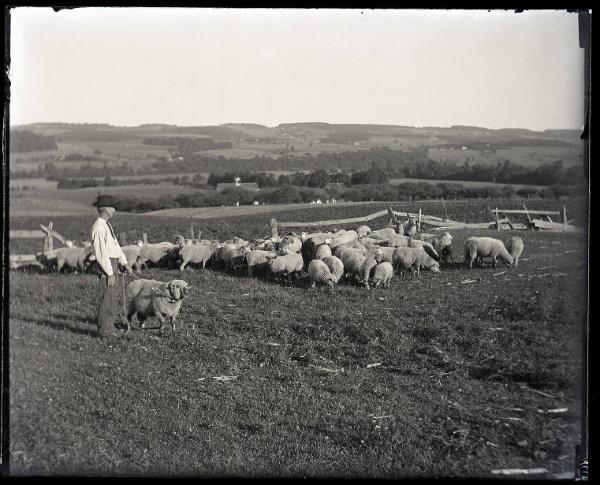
[
  {"xmin": 179, "ymin": 241, "xmax": 218, "ymax": 271},
  {"xmin": 314, "ymin": 244, "xmax": 332, "ymax": 260},
  {"xmin": 242, "ymin": 248, "xmax": 279, "ymax": 277},
  {"xmin": 464, "ymin": 237, "xmax": 513, "ymax": 269},
  {"xmin": 329, "ymin": 230, "xmax": 358, "ymax": 249},
  {"xmin": 120, "ymin": 242, "xmax": 143, "ymax": 272},
  {"xmin": 54, "ymin": 246, "xmax": 94, "ymax": 273},
  {"xmin": 404, "ymin": 219, "xmax": 417, "ymax": 237},
  {"xmin": 301, "ymin": 233, "xmax": 333, "ymax": 262},
  {"xmin": 505, "ymin": 236, "xmax": 524, "ymax": 268},
  {"xmin": 370, "ymin": 262, "xmax": 394, "ymax": 288},
  {"xmin": 323, "ymin": 255, "xmax": 345, "ymax": 283},
  {"xmin": 370, "ymin": 228, "xmax": 398, "ymax": 239},
  {"xmin": 357, "ymin": 254, "xmax": 380, "ymax": 289},
  {"xmin": 339, "ymin": 251, "xmax": 367, "ymax": 281},
  {"xmin": 356, "ymin": 225, "xmax": 371, "ymax": 238},
  {"xmin": 138, "ymin": 242, "xmax": 179, "ymax": 269},
  {"xmin": 392, "ymin": 247, "xmax": 440, "ymax": 276},
  {"xmin": 279, "ymin": 235, "xmax": 302, "ymax": 254},
  {"xmin": 268, "ymin": 252, "xmax": 305, "ymax": 283},
  {"xmin": 307, "ymin": 259, "xmax": 336, "ymax": 290},
  {"xmin": 221, "ymin": 243, "xmax": 249, "ymax": 273},
  {"xmin": 408, "ymin": 239, "xmax": 439, "ymax": 261},
  {"xmin": 414, "ymin": 232, "xmax": 454, "ymax": 263}
]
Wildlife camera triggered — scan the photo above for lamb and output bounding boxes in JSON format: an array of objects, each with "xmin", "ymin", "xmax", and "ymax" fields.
[
  {"xmin": 391, "ymin": 247, "xmax": 440, "ymax": 276},
  {"xmin": 505, "ymin": 236, "xmax": 524, "ymax": 268},
  {"xmin": 179, "ymin": 241, "xmax": 218, "ymax": 271},
  {"xmin": 356, "ymin": 225, "xmax": 371, "ymax": 238},
  {"xmin": 314, "ymin": 244, "xmax": 332, "ymax": 260},
  {"xmin": 242, "ymin": 248, "xmax": 279, "ymax": 277},
  {"xmin": 125, "ymin": 278, "xmax": 191, "ymax": 335},
  {"xmin": 370, "ymin": 262, "xmax": 394, "ymax": 288},
  {"xmin": 339, "ymin": 250, "xmax": 367, "ymax": 281},
  {"xmin": 138, "ymin": 242, "xmax": 179, "ymax": 269},
  {"xmin": 307, "ymin": 259, "xmax": 336, "ymax": 290},
  {"xmin": 268, "ymin": 252, "xmax": 305, "ymax": 283},
  {"xmin": 464, "ymin": 237, "xmax": 513, "ymax": 269},
  {"xmin": 322, "ymin": 255, "xmax": 345, "ymax": 283},
  {"xmin": 408, "ymin": 239, "xmax": 440, "ymax": 261}
]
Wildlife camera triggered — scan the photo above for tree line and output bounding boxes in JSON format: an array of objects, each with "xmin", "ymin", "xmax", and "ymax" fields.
[{"xmin": 10, "ymin": 130, "xmax": 58, "ymax": 153}]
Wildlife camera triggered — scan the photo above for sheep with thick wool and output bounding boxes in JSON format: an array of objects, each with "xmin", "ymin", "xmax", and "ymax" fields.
[
  {"xmin": 268, "ymin": 252, "xmax": 304, "ymax": 282},
  {"xmin": 138, "ymin": 242, "xmax": 179, "ymax": 269},
  {"xmin": 329, "ymin": 230, "xmax": 358, "ymax": 249},
  {"xmin": 323, "ymin": 255, "xmax": 344, "ymax": 283},
  {"xmin": 307, "ymin": 259, "xmax": 336, "ymax": 290},
  {"xmin": 505, "ymin": 236, "xmax": 524, "ymax": 268},
  {"xmin": 413, "ymin": 232, "xmax": 454, "ymax": 263},
  {"xmin": 392, "ymin": 247, "xmax": 440, "ymax": 276},
  {"xmin": 242, "ymin": 248, "xmax": 279, "ymax": 277},
  {"xmin": 408, "ymin": 239, "xmax": 439, "ymax": 261},
  {"xmin": 464, "ymin": 237, "xmax": 513, "ymax": 269},
  {"xmin": 279, "ymin": 235, "xmax": 302, "ymax": 254},
  {"xmin": 179, "ymin": 241, "xmax": 218, "ymax": 271},
  {"xmin": 370, "ymin": 262, "xmax": 394, "ymax": 288},
  {"xmin": 356, "ymin": 254, "xmax": 381, "ymax": 289},
  {"xmin": 120, "ymin": 241, "xmax": 143, "ymax": 272},
  {"xmin": 52, "ymin": 246, "xmax": 94, "ymax": 273},
  {"xmin": 356, "ymin": 225, "xmax": 371, "ymax": 238},
  {"xmin": 314, "ymin": 244, "xmax": 332, "ymax": 260}
]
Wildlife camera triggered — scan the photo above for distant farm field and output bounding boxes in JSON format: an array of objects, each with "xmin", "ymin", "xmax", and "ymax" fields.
[
  {"xmin": 9, "ymin": 203, "xmax": 588, "ymax": 477},
  {"xmin": 388, "ymin": 178, "xmax": 547, "ymax": 190}
]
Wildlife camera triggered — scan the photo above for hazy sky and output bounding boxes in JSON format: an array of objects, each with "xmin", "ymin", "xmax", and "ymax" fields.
[{"xmin": 9, "ymin": 8, "xmax": 585, "ymax": 131}]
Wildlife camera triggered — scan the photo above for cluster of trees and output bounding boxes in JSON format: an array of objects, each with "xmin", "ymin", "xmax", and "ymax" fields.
[
  {"xmin": 109, "ymin": 181, "xmax": 585, "ymax": 214},
  {"xmin": 143, "ymin": 136, "xmax": 233, "ymax": 155},
  {"xmin": 11, "ymin": 130, "xmax": 58, "ymax": 152},
  {"xmin": 55, "ymin": 174, "xmax": 194, "ymax": 189}
]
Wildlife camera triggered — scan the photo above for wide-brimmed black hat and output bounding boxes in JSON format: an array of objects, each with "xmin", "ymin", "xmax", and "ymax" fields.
[{"xmin": 93, "ymin": 194, "xmax": 118, "ymax": 209}]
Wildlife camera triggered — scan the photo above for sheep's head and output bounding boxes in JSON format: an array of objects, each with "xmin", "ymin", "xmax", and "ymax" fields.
[
  {"xmin": 167, "ymin": 279, "xmax": 191, "ymax": 300},
  {"xmin": 65, "ymin": 240, "xmax": 73, "ymax": 248},
  {"xmin": 136, "ymin": 240, "xmax": 144, "ymax": 247},
  {"xmin": 325, "ymin": 237, "xmax": 332, "ymax": 245},
  {"xmin": 430, "ymin": 262, "xmax": 441, "ymax": 272}
]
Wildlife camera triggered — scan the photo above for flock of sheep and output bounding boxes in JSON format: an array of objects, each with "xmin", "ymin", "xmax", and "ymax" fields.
[{"xmin": 35, "ymin": 218, "xmax": 525, "ymax": 291}]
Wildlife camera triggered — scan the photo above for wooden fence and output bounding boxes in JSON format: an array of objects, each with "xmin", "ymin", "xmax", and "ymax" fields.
[
  {"xmin": 8, "ymin": 221, "xmax": 65, "ymax": 269},
  {"xmin": 270, "ymin": 203, "xmax": 579, "ymax": 240}
]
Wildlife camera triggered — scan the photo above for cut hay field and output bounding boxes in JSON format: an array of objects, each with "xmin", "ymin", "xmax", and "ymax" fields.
[{"xmin": 8, "ymin": 204, "xmax": 588, "ymax": 478}]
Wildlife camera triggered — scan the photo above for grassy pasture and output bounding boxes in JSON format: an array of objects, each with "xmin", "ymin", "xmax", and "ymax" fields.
[
  {"xmin": 9, "ymin": 221, "xmax": 587, "ymax": 477},
  {"xmin": 9, "ymin": 200, "xmax": 588, "ymax": 477},
  {"xmin": 388, "ymin": 178, "xmax": 547, "ymax": 191}
]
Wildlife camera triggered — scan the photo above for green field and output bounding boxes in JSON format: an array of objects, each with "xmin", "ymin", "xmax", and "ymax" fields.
[{"xmin": 9, "ymin": 203, "xmax": 587, "ymax": 477}]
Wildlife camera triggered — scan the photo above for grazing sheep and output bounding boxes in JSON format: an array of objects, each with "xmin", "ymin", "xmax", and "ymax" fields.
[
  {"xmin": 301, "ymin": 233, "xmax": 333, "ymax": 262},
  {"xmin": 334, "ymin": 245, "xmax": 368, "ymax": 262},
  {"xmin": 314, "ymin": 244, "xmax": 332, "ymax": 260},
  {"xmin": 392, "ymin": 247, "xmax": 440, "ymax": 276},
  {"xmin": 138, "ymin": 242, "xmax": 179, "ymax": 269},
  {"xmin": 464, "ymin": 237, "xmax": 513, "ymax": 269},
  {"xmin": 120, "ymin": 241, "xmax": 144, "ymax": 272},
  {"xmin": 413, "ymin": 233, "xmax": 453, "ymax": 263},
  {"xmin": 242, "ymin": 248, "xmax": 279, "ymax": 277},
  {"xmin": 371, "ymin": 246, "xmax": 395, "ymax": 264},
  {"xmin": 358, "ymin": 255, "xmax": 380, "ymax": 289},
  {"xmin": 505, "ymin": 236, "xmax": 524, "ymax": 268},
  {"xmin": 125, "ymin": 278, "xmax": 191, "ymax": 335},
  {"xmin": 221, "ymin": 243, "xmax": 249, "ymax": 273},
  {"xmin": 53, "ymin": 246, "xmax": 94, "ymax": 273},
  {"xmin": 279, "ymin": 235, "xmax": 302, "ymax": 254},
  {"xmin": 356, "ymin": 225, "xmax": 371, "ymax": 238},
  {"xmin": 307, "ymin": 259, "xmax": 336, "ymax": 290},
  {"xmin": 329, "ymin": 230, "xmax": 358, "ymax": 249},
  {"xmin": 268, "ymin": 252, "xmax": 305, "ymax": 283},
  {"xmin": 323, "ymin": 255, "xmax": 345, "ymax": 283},
  {"xmin": 370, "ymin": 227, "xmax": 398, "ymax": 239},
  {"xmin": 408, "ymin": 239, "xmax": 439, "ymax": 261},
  {"xmin": 179, "ymin": 241, "xmax": 218, "ymax": 271},
  {"xmin": 370, "ymin": 262, "xmax": 394, "ymax": 288},
  {"xmin": 339, "ymin": 251, "xmax": 367, "ymax": 281}
]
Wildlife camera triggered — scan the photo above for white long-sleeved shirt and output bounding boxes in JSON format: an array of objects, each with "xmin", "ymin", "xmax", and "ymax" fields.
[{"xmin": 91, "ymin": 217, "xmax": 128, "ymax": 276}]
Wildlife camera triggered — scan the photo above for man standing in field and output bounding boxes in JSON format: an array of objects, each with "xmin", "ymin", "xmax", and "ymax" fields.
[{"xmin": 91, "ymin": 194, "xmax": 133, "ymax": 338}]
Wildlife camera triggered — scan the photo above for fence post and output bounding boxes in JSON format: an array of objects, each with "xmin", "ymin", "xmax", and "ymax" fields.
[
  {"xmin": 119, "ymin": 232, "xmax": 127, "ymax": 246},
  {"xmin": 270, "ymin": 218, "xmax": 279, "ymax": 242},
  {"xmin": 44, "ymin": 221, "xmax": 54, "ymax": 253},
  {"xmin": 190, "ymin": 224, "xmax": 195, "ymax": 239},
  {"xmin": 417, "ymin": 208, "xmax": 422, "ymax": 232},
  {"xmin": 142, "ymin": 233, "xmax": 148, "ymax": 244},
  {"xmin": 563, "ymin": 206, "xmax": 568, "ymax": 228},
  {"xmin": 441, "ymin": 197, "xmax": 449, "ymax": 220}
]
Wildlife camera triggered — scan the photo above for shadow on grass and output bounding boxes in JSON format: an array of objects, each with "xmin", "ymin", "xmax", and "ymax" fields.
[{"xmin": 21, "ymin": 313, "xmax": 98, "ymax": 337}]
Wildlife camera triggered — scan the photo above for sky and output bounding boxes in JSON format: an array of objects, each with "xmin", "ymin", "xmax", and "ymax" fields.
[{"xmin": 9, "ymin": 8, "xmax": 585, "ymax": 131}]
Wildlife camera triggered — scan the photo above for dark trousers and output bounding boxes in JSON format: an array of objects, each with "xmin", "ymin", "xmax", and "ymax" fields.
[{"xmin": 96, "ymin": 258, "xmax": 119, "ymax": 337}]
